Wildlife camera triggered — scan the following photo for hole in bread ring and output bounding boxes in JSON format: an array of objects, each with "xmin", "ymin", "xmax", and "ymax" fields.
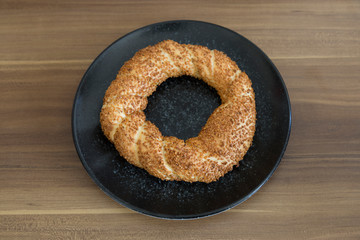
[
  {"xmin": 144, "ymin": 75, "xmax": 222, "ymax": 140},
  {"xmin": 100, "ymin": 40, "xmax": 256, "ymax": 183}
]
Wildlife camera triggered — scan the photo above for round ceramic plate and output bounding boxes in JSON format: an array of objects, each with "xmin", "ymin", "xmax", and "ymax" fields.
[{"xmin": 72, "ymin": 20, "xmax": 291, "ymax": 219}]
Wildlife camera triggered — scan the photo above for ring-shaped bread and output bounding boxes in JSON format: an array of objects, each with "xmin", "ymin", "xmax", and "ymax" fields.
[{"xmin": 100, "ymin": 40, "xmax": 256, "ymax": 183}]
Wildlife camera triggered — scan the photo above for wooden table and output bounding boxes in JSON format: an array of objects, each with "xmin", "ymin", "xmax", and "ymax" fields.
[{"xmin": 1, "ymin": 0, "xmax": 359, "ymax": 239}]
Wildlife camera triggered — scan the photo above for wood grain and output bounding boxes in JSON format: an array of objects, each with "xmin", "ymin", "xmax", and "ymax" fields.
[{"xmin": 0, "ymin": 0, "xmax": 359, "ymax": 239}]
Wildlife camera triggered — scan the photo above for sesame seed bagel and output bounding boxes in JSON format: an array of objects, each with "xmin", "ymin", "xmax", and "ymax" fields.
[{"xmin": 100, "ymin": 40, "xmax": 256, "ymax": 183}]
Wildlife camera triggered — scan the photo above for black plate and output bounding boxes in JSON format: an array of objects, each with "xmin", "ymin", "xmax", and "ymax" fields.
[{"xmin": 72, "ymin": 20, "xmax": 291, "ymax": 219}]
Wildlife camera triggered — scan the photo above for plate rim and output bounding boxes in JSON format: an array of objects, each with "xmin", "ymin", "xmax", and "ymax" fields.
[{"xmin": 71, "ymin": 20, "xmax": 292, "ymax": 219}]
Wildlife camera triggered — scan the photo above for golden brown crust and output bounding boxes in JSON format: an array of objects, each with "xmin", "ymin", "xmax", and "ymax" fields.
[{"xmin": 100, "ymin": 40, "xmax": 256, "ymax": 183}]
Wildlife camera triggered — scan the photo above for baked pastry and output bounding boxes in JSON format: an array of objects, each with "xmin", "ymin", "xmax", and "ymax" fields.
[{"xmin": 100, "ymin": 40, "xmax": 256, "ymax": 183}]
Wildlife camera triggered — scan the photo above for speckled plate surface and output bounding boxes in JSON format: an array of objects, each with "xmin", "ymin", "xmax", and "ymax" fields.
[{"xmin": 72, "ymin": 20, "xmax": 291, "ymax": 219}]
